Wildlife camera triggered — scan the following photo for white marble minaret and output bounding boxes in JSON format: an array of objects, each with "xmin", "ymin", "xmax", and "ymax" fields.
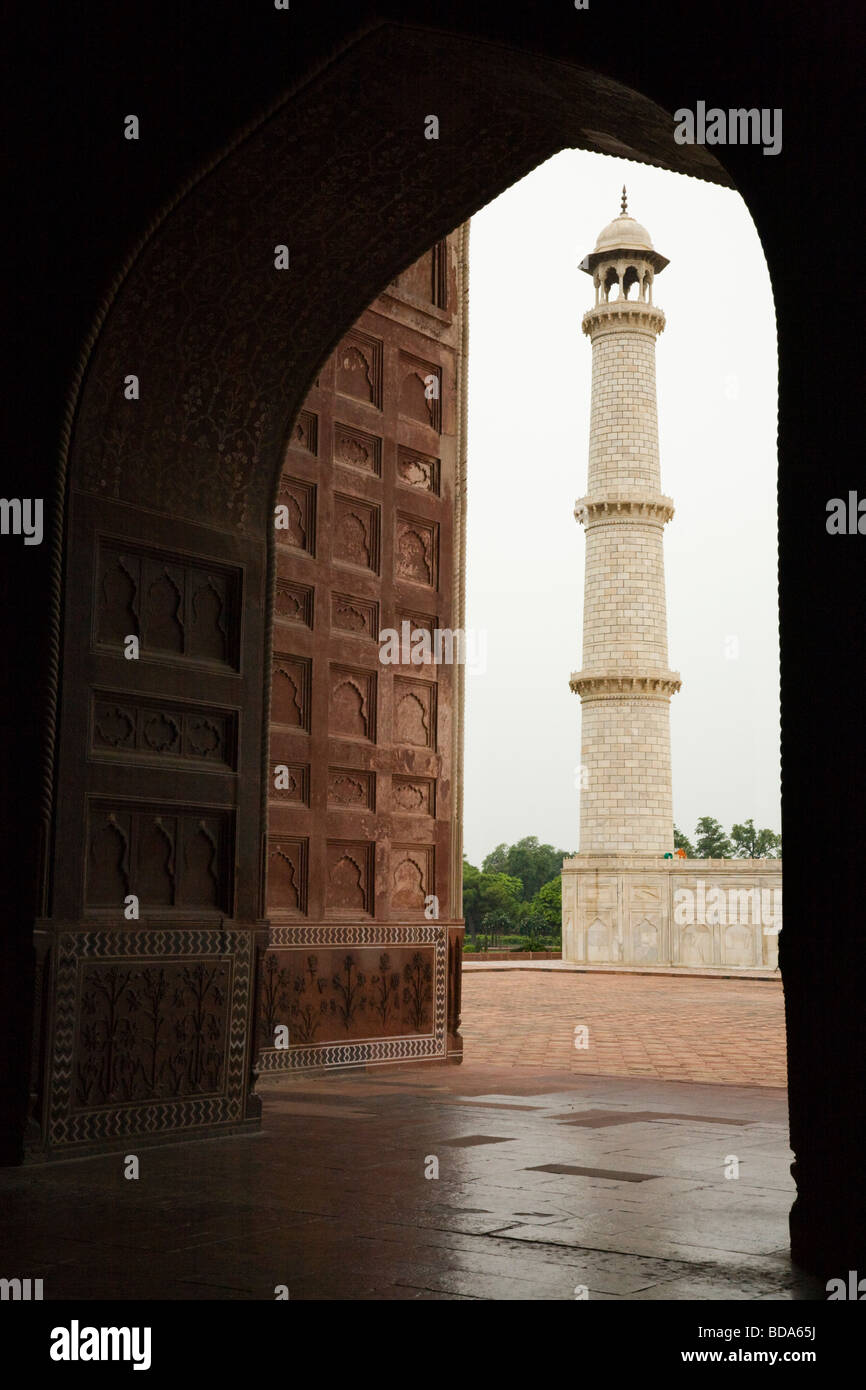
[
  {"xmin": 571, "ymin": 189, "xmax": 680, "ymax": 856},
  {"xmin": 561, "ymin": 192, "xmax": 781, "ymax": 972}
]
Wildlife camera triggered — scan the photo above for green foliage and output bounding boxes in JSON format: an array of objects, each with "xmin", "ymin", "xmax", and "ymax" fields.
[
  {"xmin": 673, "ymin": 825, "xmax": 695, "ymax": 857},
  {"xmin": 481, "ymin": 836, "xmax": 575, "ymax": 902},
  {"xmin": 464, "ymin": 840, "xmax": 575, "ymax": 943},
  {"xmin": 515, "ymin": 933, "xmax": 561, "ymax": 952},
  {"xmin": 480, "ymin": 911, "xmax": 510, "ymax": 944},
  {"xmin": 731, "ymin": 817, "xmax": 782, "ymax": 859},
  {"xmin": 462, "ymin": 859, "xmax": 524, "ymax": 935},
  {"xmin": 530, "ymin": 875, "xmax": 562, "ymax": 930},
  {"xmin": 463, "ymin": 926, "xmax": 562, "ymax": 955},
  {"xmin": 674, "ymin": 817, "xmax": 781, "ymax": 860},
  {"xmin": 693, "ymin": 816, "xmax": 734, "ymax": 858}
]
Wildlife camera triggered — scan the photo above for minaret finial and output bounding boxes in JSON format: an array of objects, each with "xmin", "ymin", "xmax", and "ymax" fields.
[{"xmin": 621, "ymin": 185, "xmax": 628, "ymax": 215}]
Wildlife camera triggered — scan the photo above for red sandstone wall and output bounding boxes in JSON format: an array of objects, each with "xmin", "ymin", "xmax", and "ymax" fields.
[{"xmin": 258, "ymin": 233, "xmax": 466, "ymax": 1071}]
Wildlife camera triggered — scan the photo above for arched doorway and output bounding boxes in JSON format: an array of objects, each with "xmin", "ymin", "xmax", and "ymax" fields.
[{"xmin": 6, "ymin": 17, "xmax": 860, "ymax": 1279}]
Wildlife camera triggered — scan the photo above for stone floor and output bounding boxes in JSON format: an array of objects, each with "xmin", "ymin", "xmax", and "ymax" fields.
[
  {"xmin": 1, "ymin": 975, "xmax": 811, "ymax": 1301},
  {"xmin": 462, "ymin": 970, "xmax": 787, "ymax": 1086},
  {"xmin": 1, "ymin": 1064, "xmax": 821, "ymax": 1300}
]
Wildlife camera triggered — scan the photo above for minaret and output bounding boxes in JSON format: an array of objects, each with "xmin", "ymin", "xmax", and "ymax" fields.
[{"xmin": 571, "ymin": 189, "xmax": 681, "ymax": 856}]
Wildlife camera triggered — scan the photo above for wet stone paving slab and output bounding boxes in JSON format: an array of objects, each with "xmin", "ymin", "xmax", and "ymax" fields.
[{"xmin": 0, "ymin": 1057, "xmax": 822, "ymax": 1300}]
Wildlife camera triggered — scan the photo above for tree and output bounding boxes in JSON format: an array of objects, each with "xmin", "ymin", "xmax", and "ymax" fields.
[
  {"xmin": 462, "ymin": 859, "xmax": 523, "ymax": 935},
  {"xmin": 481, "ymin": 836, "xmax": 574, "ymax": 902},
  {"xmin": 523, "ymin": 913, "xmax": 547, "ymax": 943},
  {"xmin": 480, "ymin": 843, "xmax": 509, "ymax": 877},
  {"xmin": 731, "ymin": 818, "xmax": 781, "ymax": 859},
  {"xmin": 530, "ymin": 876, "xmax": 562, "ymax": 931},
  {"xmin": 694, "ymin": 816, "xmax": 733, "ymax": 859},
  {"xmin": 481, "ymin": 909, "xmax": 511, "ymax": 940},
  {"xmin": 673, "ymin": 825, "xmax": 695, "ymax": 857}
]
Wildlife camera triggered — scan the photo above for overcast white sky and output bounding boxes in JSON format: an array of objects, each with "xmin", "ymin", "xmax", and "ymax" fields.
[{"xmin": 463, "ymin": 148, "xmax": 780, "ymax": 867}]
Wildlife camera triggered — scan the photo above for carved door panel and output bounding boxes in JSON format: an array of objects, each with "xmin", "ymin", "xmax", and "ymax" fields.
[{"xmin": 34, "ymin": 487, "xmax": 268, "ymax": 1155}]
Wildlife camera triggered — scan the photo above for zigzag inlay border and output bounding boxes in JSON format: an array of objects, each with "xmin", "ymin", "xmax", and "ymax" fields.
[
  {"xmin": 257, "ymin": 1034, "xmax": 442, "ymax": 1071},
  {"xmin": 267, "ymin": 922, "xmax": 443, "ymax": 948},
  {"xmin": 48, "ymin": 927, "xmax": 253, "ymax": 1148},
  {"xmin": 259, "ymin": 921, "xmax": 447, "ymax": 1071}
]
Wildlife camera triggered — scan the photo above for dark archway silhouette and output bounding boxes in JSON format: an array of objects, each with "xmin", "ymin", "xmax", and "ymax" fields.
[{"xmin": 3, "ymin": 7, "xmax": 863, "ymax": 1283}]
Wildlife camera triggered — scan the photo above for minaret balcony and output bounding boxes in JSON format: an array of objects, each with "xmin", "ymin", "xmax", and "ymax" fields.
[
  {"xmin": 574, "ymin": 494, "xmax": 674, "ymax": 527},
  {"xmin": 569, "ymin": 669, "xmax": 682, "ymax": 699},
  {"xmin": 582, "ymin": 301, "xmax": 665, "ymax": 337}
]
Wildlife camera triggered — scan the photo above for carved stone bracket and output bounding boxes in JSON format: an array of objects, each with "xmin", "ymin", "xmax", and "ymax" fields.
[
  {"xmin": 574, "ymin": 494, "xmax": 675, "ymax": 527},
  {"xmin": 570, "ymin": 670, "xmax": 682, "ymax": 699},
  {"xmin": 582, "ymin": 302, "xmax": 666, "ymax": 337}
]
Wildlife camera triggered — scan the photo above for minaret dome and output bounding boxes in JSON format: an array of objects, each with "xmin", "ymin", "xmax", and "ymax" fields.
[{"xmin": 579, "ymin": 188, "xmax": 669, "ymax": 305}]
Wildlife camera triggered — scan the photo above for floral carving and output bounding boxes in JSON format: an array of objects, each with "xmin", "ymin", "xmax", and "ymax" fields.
[
  {"xmin": 75, "ymin": 960, "xmax": 228, "ymax": 1107},
  {"xmin": 143, "ymin": 712, "xmax": 180, "ymax": 753},
  {"xmin": 369, "ymin": 953, "xmax": 401, "ymax": 1027},
  {"xmin": 255, "ymin": 943, "xmax": 439, "ymax": 1049},
  {"xmin": 402, "ymin": 953, "xmax": 434, "ymax": 1032},
  {"xmin": 259, "ymin": 953, "xmax": 292, "ymax": 1046},
  {"xmin": 329, "ymin": 774, "xmax": 364, "ymax": 805},
  {"xmin": 330, "ymin": 955, "xmax": 367, "ymax": 1030},
  {"xmin": 396, "ymin": 518, "xmax": 437, "ymax": 586},
  {"xmin": 338, "ymin": 436, "xmax": 368, "ymax": 467},
  {"xmin": 331, "ymin": 592, "xmax": 377, "ymax": 638},
  {"xmin": 275, "ymin": 579, "xmax": 313, "ymax": 627},
  {"xmin": 95, "ymin": 706, "xmax": 135, "ymax": 749},
  {"xmin": 335, "ymin": 425, "xmax": 381, "ymax": 476},
  {"xmin": 186, "ymin": 717, "xmax": 221, "ymax": 757},
  {"xmin": 398, "ymin": 454, "xmax": 434, "ymax": 490},
  {"xmin": 392, "ymin": 781, "xmax": 426, "ymax": 812},
  {"xmin": 335, "ymin": 603, "xmax": 365, "ymax": 630}
]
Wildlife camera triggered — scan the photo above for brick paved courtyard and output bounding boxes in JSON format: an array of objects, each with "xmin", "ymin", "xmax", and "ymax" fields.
[
  {"xmin": 464, "ymin": 967, "xmax": 789, "ymax": 1084},
  {"xmin": 461, "ymin": 969, "xmax": 787, "ymax": 1087}
]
